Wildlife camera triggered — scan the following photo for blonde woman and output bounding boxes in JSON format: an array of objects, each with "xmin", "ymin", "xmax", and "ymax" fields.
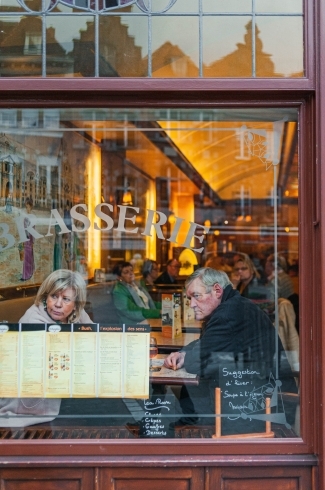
[{"xmin": 0, "ymin": 269, "xmax": 92, "ymax": 427}]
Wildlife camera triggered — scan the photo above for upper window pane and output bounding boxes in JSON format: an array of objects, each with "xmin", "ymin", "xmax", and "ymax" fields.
[
  {"xmin": 0, "ymin": 0, "xmax": 305, "ymax": 78},
  {"xmin": 203, "ymin": 17, "xmax": 252, "ymax": 78},
  {"xmin": 151, "ymin": 16, "xmax": 199, "ymax": 77}
]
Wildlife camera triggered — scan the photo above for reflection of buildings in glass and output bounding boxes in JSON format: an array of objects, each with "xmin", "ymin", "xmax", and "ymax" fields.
[
  {"xmin": 0, "ymin": 17, "xmax": 72, "ymax": 77},
  {"xmin": 0, "ymin": 154, "xmax": 21, "ymax": 208},
  {"xmin": 149, "ymin": 42, "xmax": 199, "ymax": 78},
  {"xmin": 73, "ymin": 15, "xmax": 144, "ymax": 77},
  {"xmin": 150, "ymin": 21, "xmax": 303, "ymax": 78},
  {"xmin": 0, "ymin": 6, "xmax": 144, "ymax": 77},
  {"xmin": 204, "ymin": 21, "xmax": 275, "ymax": 77}
]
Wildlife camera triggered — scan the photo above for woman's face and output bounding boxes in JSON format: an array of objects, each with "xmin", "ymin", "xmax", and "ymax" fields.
[
  {"xmin": 46, "ymin": 287, "xmax": 76, "ymax": 322},
  {"xmin": 148, "ymin": 263, "xmax": 159, "ymax": 281},
  {"xmin": 120, "ymin": 265, "xmax": 135, "ymax": 284},
  {"xmin": 233, "ymin": 261, "xmax": 253, "ymax": 283}
]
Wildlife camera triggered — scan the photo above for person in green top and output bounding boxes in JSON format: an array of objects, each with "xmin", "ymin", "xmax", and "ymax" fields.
[
  {"xmin": 139, "ymin": 259, "xmax": 160, "ymax": 290},
  {"xmin": 112, "ymin": 261, "xmax": 161, "ymax": 324}
]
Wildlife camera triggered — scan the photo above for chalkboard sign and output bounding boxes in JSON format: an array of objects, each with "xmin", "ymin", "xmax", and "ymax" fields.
[
  {"xmin": 218, "ymin": 361, "xmax": 281, "ymax": 436},
  {"xmin": 139, "ymin": 395, "xmax": 175, "ymax": 438}
]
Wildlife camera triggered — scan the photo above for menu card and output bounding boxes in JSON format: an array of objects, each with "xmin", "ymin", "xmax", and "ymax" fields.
[
  {"xmin": 161, "ymin": 293, "xmax": 182, "ymax": 338},
  {"xmin": 183, "ymin": 289, "xmax": 195, "ymax": 322},
  {"xmin": 0, "ymin": 323, "xmax": 150, "ymax": 399},
  {"xmin": 0, "ymin": 323, "xmax": 19, "ymax": 397}
]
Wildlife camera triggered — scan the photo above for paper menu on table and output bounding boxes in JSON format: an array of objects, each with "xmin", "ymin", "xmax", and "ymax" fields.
[
  {"xmin": 72, "ymin": 324, "xmax": 97, "ymax": 397},
  {"xmin": 98, "ymin": 324, "xmax": 123, "ymax": 397},
  {"xmin": 19, "ymin": 324, "xmax": 46, "ymax": 398},
  {"xmin": 45, "ymin": 324, "xmax": 72, "ymax": 398},
  {"xmin": 123, "ymin": 324, "xmax": 150, "ymax": 399},
  {"xmin": 0, "ymin": 323, "xmax": 19, "ymax": 397}
]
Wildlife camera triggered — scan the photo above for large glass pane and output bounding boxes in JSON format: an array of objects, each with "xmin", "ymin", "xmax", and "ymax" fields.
[
  {"xmin": 0, "ymin": 107, "xmax": 300, "ymax": 441},
  {"xmin": 151, "ymin": 16, "xmax": 199, "ymax": 77},
  {"xmin": 46, "ymin": 16, "xmax": 94, "ymax": 77},
  {"xmin": 203, "ymin": 16, "xmax": 252, "ymax": 77},
  {"xmin": 256, "ymin": 16, "xmax": 303, "ymax": 77}
]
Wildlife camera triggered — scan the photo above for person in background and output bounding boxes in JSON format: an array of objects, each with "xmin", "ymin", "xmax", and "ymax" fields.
[
  {"xmin": 19, "ymin": 197, "xmax": 35, "ymax": 281},
  {"xmin": 0, "ymin": 269, "xmax": 92, "ymax": 427},
  {"xmin": 265, "ymin": 254, "xmax": 295, "ymax": 300},
  {"xmin": 140, "ymin": 259, "xmax": 159, "ymax": 289},
  {"xmin": 231, "ymin": 254, "xmax": 265, "ymax": 299},
  {"xmin": 113, "ymin": 261, "xmax": 161, "ymax": 324},
  {"xmin": 154, "ymin": 258, "xmax": 181, "ymax": 285}
]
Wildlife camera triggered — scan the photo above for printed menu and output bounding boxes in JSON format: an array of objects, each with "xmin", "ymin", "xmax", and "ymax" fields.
[
  {"xmin": 0, "ymin": 323, "xmax": 150, "ymax": 398},
  {"xmin": 161, "ymin": 293, "xmax": 182, "ymax": 338},
  {"xmin": 0, "ymin": 323, "xmax": 19, "ymax": 397}
]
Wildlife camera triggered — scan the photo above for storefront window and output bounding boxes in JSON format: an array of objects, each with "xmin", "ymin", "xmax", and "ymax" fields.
[
  {"xmin": 0, "ymin": 107, "xmax": 300, "ymax": 440},
  {"xmin": 0, "ymin": 0, "xmax": 304, "ymax": 77}
]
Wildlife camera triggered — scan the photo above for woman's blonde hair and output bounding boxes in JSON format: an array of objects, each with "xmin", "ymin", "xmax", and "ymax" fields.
[
  {"xmin": 35, "ymin": 269, "xmax": 87, "ymax": 321},
  {"xmin": 234, "ymin": 255, "xmax": 260, "ymax": 280}
]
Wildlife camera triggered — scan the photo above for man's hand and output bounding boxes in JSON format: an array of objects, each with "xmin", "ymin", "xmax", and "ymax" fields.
[{"xmin": 163, "ymin": 351, "xmax": 186, "ymax": 370}]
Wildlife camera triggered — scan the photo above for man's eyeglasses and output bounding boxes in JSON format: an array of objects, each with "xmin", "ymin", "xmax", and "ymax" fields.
[{"xmin": 234, "ymin": 266, "xmax": 249, "ymax": 272}]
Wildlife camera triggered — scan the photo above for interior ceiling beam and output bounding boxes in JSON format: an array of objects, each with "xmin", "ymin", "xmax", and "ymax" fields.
[{"xmin": 134, "ymin": 120, "xmax": 223, "ymax": 206}]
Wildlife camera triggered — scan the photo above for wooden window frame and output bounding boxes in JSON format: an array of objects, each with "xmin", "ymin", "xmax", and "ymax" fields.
[{"xmin": 0, "ymin": 0, "xmax": 324, "ymax": 468}]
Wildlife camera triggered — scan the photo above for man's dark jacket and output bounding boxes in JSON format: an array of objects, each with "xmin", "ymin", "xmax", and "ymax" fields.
[
  {"xmin": 183, "ymin": 284, "xmax": 276, "ymax": 380},
  {"xmin": 154, "ymin": 270, "xmax": 177, "ymax": 285}
]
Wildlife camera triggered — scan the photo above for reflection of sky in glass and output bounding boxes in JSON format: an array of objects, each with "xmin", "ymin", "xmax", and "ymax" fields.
[
  {"xmin": 151, "ymin": 16, "xmax": 199, "ymax": 64},
  {"xmin": 203, "ymin": 0, "xmax": 252, "ymax": 13},
  {"xmin": 257, "ymin": 17, "xmax": 303, "ymax": 76},
  {"xmin": 152, "ymin": 0, "xmax": 197, "ymax": 12},
  {"xmin": 203, "ymin": 16, "xmax": 250, "ymax": 65},
  {"xmin": 256, "ymin": 0, "xmax": 302, "ymax": 13},
  {"xmin": 46, "ymin": 16, "xmax": 93, "ymax": 53}
]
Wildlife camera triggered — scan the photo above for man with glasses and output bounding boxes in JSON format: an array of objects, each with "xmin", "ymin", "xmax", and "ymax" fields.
[
  {"xmin": 164, "ymin": 267, "xmax": 279, "ymax": 429},
  {"xmin": 155, "ymin": 258, "xmax": 181, "ymax": 285}
]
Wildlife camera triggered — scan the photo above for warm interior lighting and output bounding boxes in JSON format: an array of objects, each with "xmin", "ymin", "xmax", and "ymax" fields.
[
  {"xmin": 122, "ymin": 189, "xmax": 133, "ymax": 206},
  {"xmin": 245, "ymin": 215, "xmax": 252, "ymax": 222},
  {"xmin": 204, "ymin": 219, "xmax": 211, "ymax": 227},
  {"xmin": 145, "ymin": 182, "xmax": 156, "ymax": 260},
  {"xmin": 168, "ymin": 212, "xmax": 176, "ymax": 224},
  {"xmin": 87, "ymin": 145, "xmax": 101, "ymax": 277},
  {"xmin": 214, "ymin": 230, "xmax": 220, "ymax": 236},
  {"xmin": 285, "ymin": 227, "xmax": 290, "ymax": 233}
]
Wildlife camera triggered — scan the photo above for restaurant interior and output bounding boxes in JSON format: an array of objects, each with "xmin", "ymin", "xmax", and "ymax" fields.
[{"xmin": 0, "ymin": 107, "xmax": 300, "ymax": 439}]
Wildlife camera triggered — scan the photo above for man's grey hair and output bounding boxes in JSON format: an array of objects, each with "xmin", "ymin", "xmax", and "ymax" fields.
[{"xmin": 185, "ymin": 267, "xmax": 232, "ymax": 291}]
